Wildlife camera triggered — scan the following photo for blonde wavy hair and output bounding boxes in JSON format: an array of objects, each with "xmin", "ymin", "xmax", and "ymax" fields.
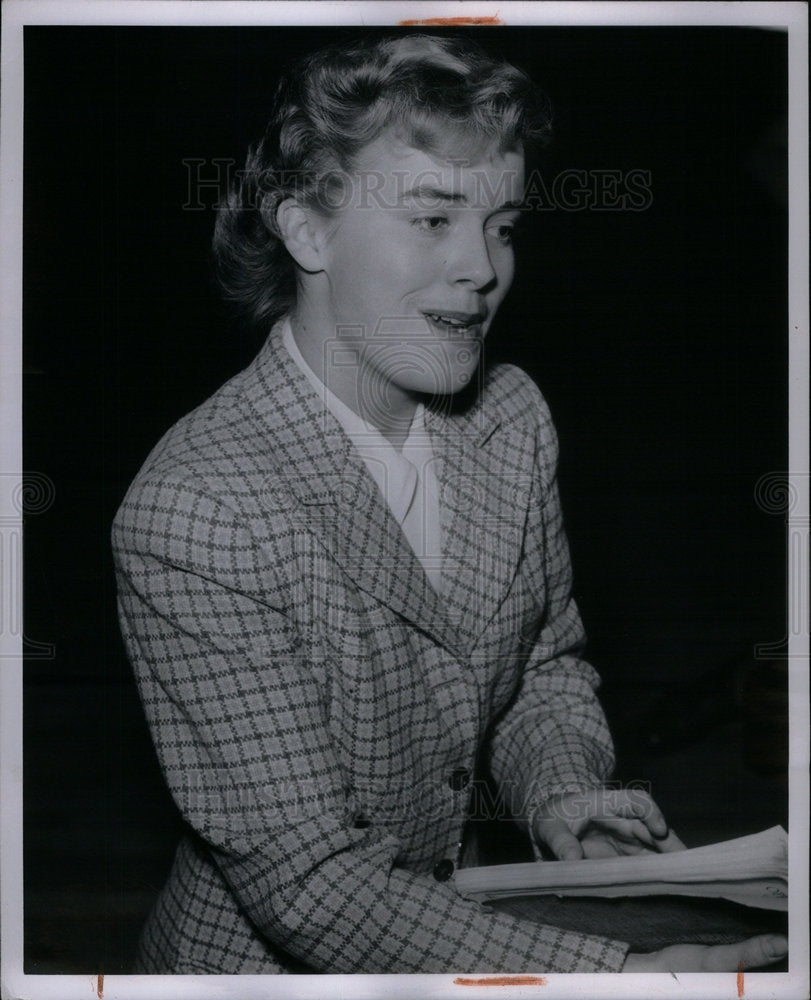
[{"xmin": 212, "ymin": 33, "xmax": 551, "ymax": 330}]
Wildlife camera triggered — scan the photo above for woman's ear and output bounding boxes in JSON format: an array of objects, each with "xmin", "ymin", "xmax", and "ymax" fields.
[{"xmin": 273, "ymin": 198, "xmax": 324, "ymax": 273}]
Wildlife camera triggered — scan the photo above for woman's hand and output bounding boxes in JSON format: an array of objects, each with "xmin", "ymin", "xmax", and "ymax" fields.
[
  {"xmin": 623, "ymin": 934, "xmax": 788, "ymax": 972},
  {"xmin": 532, "ymin": 787, "xmax": 686, "ymax": 860}
]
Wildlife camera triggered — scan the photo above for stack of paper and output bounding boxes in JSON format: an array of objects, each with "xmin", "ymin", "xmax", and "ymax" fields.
[{"xmin": 454, "ymin": 826, "xmax": 788, "ymax": 911}]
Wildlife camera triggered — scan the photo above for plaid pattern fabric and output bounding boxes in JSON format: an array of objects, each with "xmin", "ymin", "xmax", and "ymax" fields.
[{"xmin": 112, "ymin": 323, "xmax": 628, "ymax": 974}]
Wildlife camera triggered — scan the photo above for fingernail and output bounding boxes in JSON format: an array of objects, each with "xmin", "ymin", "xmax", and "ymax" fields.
[{"xmin": 767, "ymin": 937, "xmax": 788, "ymax": 957}]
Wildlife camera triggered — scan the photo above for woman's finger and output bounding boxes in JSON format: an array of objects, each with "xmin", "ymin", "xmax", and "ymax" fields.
[
  {"xmin": 653, "ymin": 828, "xmax": 687, "ymax": 852},
  {"xmin": 699, "ymin": 935, "xmax": 788, "ymax": 972},
  {"xmin": 581, "ymin": 830, "xmax": 652, "ymax": 857},
  {"xmin": 608, "ymin": 789, "xmax": 669, "ymax": 838},
  {"xmin": 624, "ymin": 935, "xmax": 788, "ymax": 972},
  {"xmin": 590, "ymin": 816, "xmax": 659, "ymax": 848},
  {"xmin": 534, "ymin": 818, "xmax": 585, "ymax": 860}
]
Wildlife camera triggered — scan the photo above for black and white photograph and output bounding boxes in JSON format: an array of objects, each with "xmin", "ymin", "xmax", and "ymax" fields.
[{"xmin": 1, "ymin": 2, "xmax": 808, "ymax": 998}]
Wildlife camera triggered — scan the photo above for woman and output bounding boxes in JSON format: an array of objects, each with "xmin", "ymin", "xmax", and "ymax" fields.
[{"xmin": 112, "ymin": 32, "xmax": 787, "ymax": 974}]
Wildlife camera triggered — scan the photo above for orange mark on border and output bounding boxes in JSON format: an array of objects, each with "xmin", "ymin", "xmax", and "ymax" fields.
[
  {"xmin": 737, "ymin": 960, "xmax": 744, "ymax": 998},
  {"xmin": 97, "ymin": 973, "xmax": 104, "ymax": 999},
  {"xmin": 454, "ymin": 976, "xmax": 546, "ymax": 986},
  {"xmin": 399, "ymin": 16, "xmax": 503, "ymax": 26}
]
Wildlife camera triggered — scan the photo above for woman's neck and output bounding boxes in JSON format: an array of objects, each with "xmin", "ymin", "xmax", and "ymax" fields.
[{"xmin": 289, "ymin": 308, "xmax": 419, "ymax": 450}]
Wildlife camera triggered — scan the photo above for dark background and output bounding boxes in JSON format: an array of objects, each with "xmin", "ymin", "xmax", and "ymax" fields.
[{"xmin": 23, "ymin": 25, "xmax": 788, "ymax": 973}]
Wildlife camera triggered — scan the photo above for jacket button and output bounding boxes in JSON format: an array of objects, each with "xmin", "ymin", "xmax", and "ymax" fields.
[
  {"xmin": 433, "ymin": 858, "xmax": 455, "ymax": 882},
  {"xmin": 448, "ymin": 767, "xmax": 470, "ymax": 791}
]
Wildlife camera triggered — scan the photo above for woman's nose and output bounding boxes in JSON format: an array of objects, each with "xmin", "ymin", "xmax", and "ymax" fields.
[{"xmin": 445, "ymin": 231, "xmax": 497, "ymax": 290}]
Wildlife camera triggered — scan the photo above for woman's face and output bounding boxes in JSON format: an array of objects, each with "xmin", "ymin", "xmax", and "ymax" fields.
[{"xmin": 313, "ymin": 134, "xmax": 525, "ymax": 406}]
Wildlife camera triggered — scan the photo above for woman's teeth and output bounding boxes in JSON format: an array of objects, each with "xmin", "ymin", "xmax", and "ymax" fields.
[{"xmin": 426, "ymin": 313, "xmax": 471, "ymax": 328}]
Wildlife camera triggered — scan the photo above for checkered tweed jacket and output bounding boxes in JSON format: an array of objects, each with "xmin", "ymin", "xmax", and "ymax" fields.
[{"xmin": 112, "ymin": 323, "xmax": 629, "ymax": 974}]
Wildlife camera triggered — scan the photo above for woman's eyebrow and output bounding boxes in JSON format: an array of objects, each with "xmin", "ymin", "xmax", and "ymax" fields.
[{"xmin": 397, "ymin": 185, "xmax": 467, "ymax": 205}]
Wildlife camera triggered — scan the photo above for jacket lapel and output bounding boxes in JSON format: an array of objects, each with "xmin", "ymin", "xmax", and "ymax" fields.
[
  {"xmin": 425, "ymin": 391, "xmax": 534, "ymax": 650},
  {"xmin": 333, "ymin": 448, "xmax": 468, "ymax": 652},
  {"xmin": 242, "ymin": 326, "xmax": 470, "ymax": 655}
]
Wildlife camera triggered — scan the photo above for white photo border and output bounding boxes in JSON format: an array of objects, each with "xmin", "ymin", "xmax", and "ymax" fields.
[{"xmin": 1, "ymin": 2, "xmax": 807, "ymax": 999}]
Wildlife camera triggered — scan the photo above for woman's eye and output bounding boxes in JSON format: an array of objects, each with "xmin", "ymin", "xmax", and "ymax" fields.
[
  {"xmin": 412, "ymin": 216, "xmax": 449, "ymax": 233},
  {"xmin": 487, "ymin": 224, "xmax": 516, "ymax": 246}
]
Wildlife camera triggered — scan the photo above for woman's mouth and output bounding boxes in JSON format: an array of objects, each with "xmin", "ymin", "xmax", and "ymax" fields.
[{"xmin": 422, "ymin": 311, "xmax": 484, "ymax": 336}]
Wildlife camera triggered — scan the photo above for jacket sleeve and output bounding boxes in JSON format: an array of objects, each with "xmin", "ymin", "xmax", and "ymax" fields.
[
  {"xmin": 112, "ymin": 471, "xmax": 628, "ymax": 973},
  {"xmin": 487, "ymin": 381, "xmax": 617, "ymax": 846}
]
